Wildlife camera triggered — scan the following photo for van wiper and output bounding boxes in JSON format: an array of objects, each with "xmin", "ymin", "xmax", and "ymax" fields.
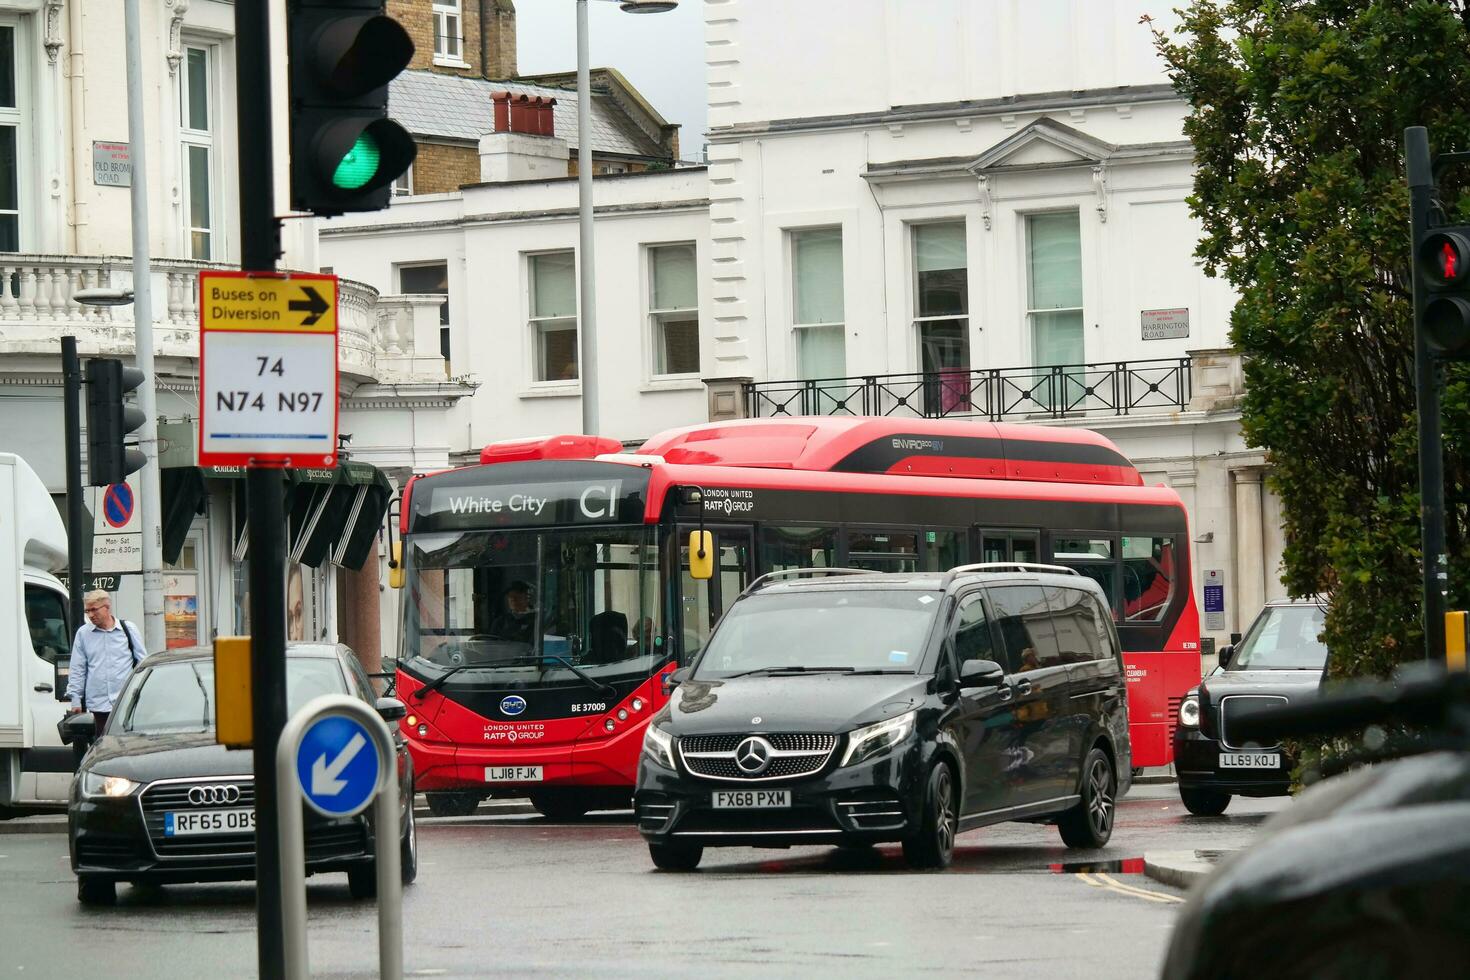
[
  {"xmin": 726, "ymin": 666, "xmax": 856, "ymax": 678},
  {"xmin": 846, "ymin": 669, "xmax": 914, "ymax": 675}
]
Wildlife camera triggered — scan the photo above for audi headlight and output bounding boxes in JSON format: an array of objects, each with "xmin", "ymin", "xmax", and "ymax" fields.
[
  {"xmin": 81, "ymin": 771, "xmax": 140, "ymax": 798},
  {"xmin": 1179, "ymin": 694, "xmax": 1201, "ymax": 729},
  {"xmin": 841, "ymin": 710, "xmax": 916, "ymax": 767},
  {"xmin": 642, "ymin": 724, "xmax": 676, "ymax": 769}
]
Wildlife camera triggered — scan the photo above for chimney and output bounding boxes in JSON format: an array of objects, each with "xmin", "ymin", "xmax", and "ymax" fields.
[{"xmin": 479, "ymin": 91, "xmax": 567, "ymax": 181}]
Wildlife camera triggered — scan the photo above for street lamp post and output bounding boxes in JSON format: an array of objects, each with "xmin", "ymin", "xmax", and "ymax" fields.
[{"xmin": 576, "ymin": 0, "xmax": 676, "ymax": 438}]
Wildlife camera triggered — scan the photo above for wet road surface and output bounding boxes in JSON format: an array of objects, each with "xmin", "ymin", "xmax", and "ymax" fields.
[{"xmin": 0, "ymin": 785, "xmax": 1286, "ymax": 978}]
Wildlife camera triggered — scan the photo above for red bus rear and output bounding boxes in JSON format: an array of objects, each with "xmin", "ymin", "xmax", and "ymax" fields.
[{"xmin": 394, "ymin": 418, "xmax": 1199, "ymax": 815}]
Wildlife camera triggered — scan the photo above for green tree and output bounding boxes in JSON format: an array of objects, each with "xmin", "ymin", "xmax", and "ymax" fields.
[{"xmin": 1152, "ymin": 1, "xmax": 1470, "ymax": 680}]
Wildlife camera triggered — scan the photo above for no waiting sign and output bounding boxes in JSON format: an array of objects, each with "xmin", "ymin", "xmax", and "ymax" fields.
[{"xmin": 198, "ymin": 271, "xmax": 339, "ymax": 468}]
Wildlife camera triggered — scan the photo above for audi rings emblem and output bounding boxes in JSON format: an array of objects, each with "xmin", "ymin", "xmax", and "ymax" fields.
[
  {"xmin": 187, "ymin": 784, "xmax": 241, "ymax": 806},
  {"xmin": 734, "ymin": 736, "xmax": 773, "ymax": 775}
]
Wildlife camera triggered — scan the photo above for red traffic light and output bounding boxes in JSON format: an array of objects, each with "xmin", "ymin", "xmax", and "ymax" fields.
[{"xmin": 1420, "ymin": 231, "xmax": 1470, "ymax": 287}]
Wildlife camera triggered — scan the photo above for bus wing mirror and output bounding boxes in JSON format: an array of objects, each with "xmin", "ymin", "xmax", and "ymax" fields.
[
  {"xmin": 688, "ymin": 531, "xmax": 714, "ymax": 581},
  {"xmin": 389, "ymin": 541, "xmax": 405, "ymax": 590}
]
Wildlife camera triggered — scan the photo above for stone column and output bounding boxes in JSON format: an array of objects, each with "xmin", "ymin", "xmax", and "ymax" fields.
[
  {"xmin": 1233, "ymin": 468, "xmax": 1266, "ymax": 632},
  {"xmin": 342, "ymin": 536, "xmax": 384, "ymax": 686},
  {"xmin": 1261, "ymin": 480, "xmax": 1288, "ymax": 601}
]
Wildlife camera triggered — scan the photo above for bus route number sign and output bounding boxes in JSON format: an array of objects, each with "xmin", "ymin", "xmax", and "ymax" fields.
[{"xmin": 198, "ymin": 270, "xmax": 339, "ymax": 468}]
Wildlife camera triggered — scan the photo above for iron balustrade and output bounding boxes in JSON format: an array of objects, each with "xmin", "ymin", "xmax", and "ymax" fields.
[{"xmin": 744, "ymin": 358, "xmax": 1192, "ymax": 422}]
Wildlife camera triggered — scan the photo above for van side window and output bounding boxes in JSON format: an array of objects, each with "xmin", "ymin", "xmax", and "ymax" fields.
[
  {"xmin": 1044, "ymin": 586, "xmax": 1104, "ymax": 664},
  {"xmin": 25, "ymin": 584, "xmax": 70, "ymax": 665},
  {"xmin": 987, "ymin": 585, "xmax": 1062, "ymax": 673},
  {"xmin": 952, "ymin": 594, "xmax": 1001, "ymax": 670}
]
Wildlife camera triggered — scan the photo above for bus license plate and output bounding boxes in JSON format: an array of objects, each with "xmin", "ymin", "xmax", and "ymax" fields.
[
  {"xmin": 485, "ymin": 766, "xmax": 543, "ymax": 782},
  {"xmin": 165, "ymin": 808, "xmax": 255, "ymax": 836},
  {"xmin": 1219, "ymin": 752, "xmax": 1280, "ymax": 769},
  {"xmin": 712, "ymin": 790, "xmax": 791, "ymax": 809}
]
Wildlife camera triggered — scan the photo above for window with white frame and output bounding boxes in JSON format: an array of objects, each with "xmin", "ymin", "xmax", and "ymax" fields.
[
  {"xmin": 180, "ymin": 45, "xmax": 216, "ymax": 261},
  {"xmin": 1026, "ymin": 211, "xmax": 1085, "ymax": 367},
  {"xmin": 0, "ymin": 22, "xmax": 24, "ymax": 252},
  {"xmin": 391, "ymin": 164, "xmax": 413, "ymax": 198},
  {"xmin": 529, "ymin": 251, "xmax": 578, "ymax": 382},
  {"xmin": 791, "ymin": 227, "xmax": 845, "ymax": 378},
  {"xmin": 398, "ymin": 262, "xmax": 450, "ymax": 372},
  {"xmin": 433, "ymin": 0, "xmax": 464, "ymax": 62},
  {"xmin": 648, "ymin": 243, "xmax": 699, "ymax": 376},
  {"xmin": 913, "ymin": 222, "xmax": 969, "ymax": 412}
]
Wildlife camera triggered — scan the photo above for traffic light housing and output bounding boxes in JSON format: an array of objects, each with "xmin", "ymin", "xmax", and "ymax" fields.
[
  {"xmin": 288, "ymin": 0, "xmax": 416, "ymax": 216},
  {"xmin": 1416, "ymin": 225, "xmax": 1470, "ymax": 358},
  {"xmin": 85, "ymin": 358, "xmax": 146, "ymax": 486}
]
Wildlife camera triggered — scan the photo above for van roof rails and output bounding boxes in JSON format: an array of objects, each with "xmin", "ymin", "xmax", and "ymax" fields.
[
  {"xmin": 942, "ymin": 562, "xmax": 1079, "ymax": 587},
  {"xmin": 743, "ymin": 567, "xmax": 875, "ymax": 596}
]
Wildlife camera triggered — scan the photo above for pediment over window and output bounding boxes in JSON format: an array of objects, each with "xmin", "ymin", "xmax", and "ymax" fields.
[{"xmin": 968, "ymin": 118, "xmax": 1117, "ymax": 174}]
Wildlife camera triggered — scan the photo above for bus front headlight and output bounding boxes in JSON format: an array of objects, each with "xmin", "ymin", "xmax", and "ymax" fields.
[{"xmin": 643, "ymin": 724, "xmax": 676, "ymax": 769}]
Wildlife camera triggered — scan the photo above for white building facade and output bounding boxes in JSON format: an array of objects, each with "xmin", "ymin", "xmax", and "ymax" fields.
[
  {"xmin": 0, "ymin": 0, "xmax": 467, "ymax": 667},
  {"xmin": 318, "ymin": 0, "xmax": 1288, "ymax": 650}
]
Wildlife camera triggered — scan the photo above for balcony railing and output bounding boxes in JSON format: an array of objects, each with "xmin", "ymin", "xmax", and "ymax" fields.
[{"xmin": 745, "ymin": 358, "xmax": 1192, "ymax": 422}]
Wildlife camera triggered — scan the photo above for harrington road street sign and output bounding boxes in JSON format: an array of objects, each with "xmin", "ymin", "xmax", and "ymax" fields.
[{"xmin": 198, "ymin": 270, "xmax": 339, "ymax": 468}]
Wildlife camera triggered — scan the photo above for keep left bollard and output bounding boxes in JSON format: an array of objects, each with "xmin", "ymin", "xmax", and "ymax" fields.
[{"xmin": 276, "ymin": 695, "xmax": 403, "ymax": 980}]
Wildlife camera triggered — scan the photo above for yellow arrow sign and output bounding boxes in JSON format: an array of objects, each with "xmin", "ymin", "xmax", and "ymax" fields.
[{"xmin": 199, "ymin": 271, "xmax": 338, "ymax": 334}]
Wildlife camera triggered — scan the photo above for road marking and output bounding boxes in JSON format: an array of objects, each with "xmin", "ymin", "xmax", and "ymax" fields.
[{"xmin": 1077, "ymin": 870, "xmax": 1185, "ymax": 904}]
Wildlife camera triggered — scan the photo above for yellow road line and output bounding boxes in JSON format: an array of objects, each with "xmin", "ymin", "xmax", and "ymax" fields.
[{"xmin": 1095, "ymin": 871, "xmax": 1186, "ymax": 904}]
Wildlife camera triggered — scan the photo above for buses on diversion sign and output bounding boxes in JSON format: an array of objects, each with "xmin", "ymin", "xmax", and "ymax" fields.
[{"xmin": 388, "ymin": 417, "xmax": 1201, "ymax": 818}]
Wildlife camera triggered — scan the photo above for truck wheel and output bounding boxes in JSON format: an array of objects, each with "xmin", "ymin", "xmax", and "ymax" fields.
[
  {"xmin": 424, "ymin": 791, "xmax": 480, "ymax": 817},
  {"xmin": 77, "ymin": 876, "xmax": 116, "ymax": 906},
  {"xmin": 902, "ymin": 762, "xmax": 957, "ymax": 869},
  {"xmin": 648, "ymin": 841, "xmax": 702, "ymax": 871},
  {"xmin": 1180, "ymin": 786, "xmax": 1231, "ymax": 816},
  {"xmin": 1058, "ymin": 748, "xmax": 1116, "ymax": 848}
]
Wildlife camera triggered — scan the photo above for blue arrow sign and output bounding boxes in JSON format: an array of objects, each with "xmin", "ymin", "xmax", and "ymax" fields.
[{"xmin": 295, "ymin": 713, "xmax": 381, "ymax": 818}]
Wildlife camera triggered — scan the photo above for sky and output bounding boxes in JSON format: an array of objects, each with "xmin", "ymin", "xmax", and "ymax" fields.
[{"xmin": 513, "ymin": 0, "xmax": 709, "ymax": 158}]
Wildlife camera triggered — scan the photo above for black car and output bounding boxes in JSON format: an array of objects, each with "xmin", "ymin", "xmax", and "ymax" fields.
[
  {"xmin": 68, "ymin": 643, "xmax": 417, "ymax": 906},
  {"xmin": 634, "ymin": 565, "xmax": 1132, "ymax": 871},
  {"xmin": 1173, "ymin": 599, "xmax": 1327, "ymax": 815}
]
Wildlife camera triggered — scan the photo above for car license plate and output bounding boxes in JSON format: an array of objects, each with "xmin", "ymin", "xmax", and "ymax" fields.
[
  {"xmin": 164, "ymin": 808, "xmax": 255, "ymax": 837},
  {"xmin": 1219, "ymin": 752, "xmax": 1280, "ymax": 769},
  {"xmin": 485, "ymin": 766, "xmax": 543, "ymax": 782},
  {"xmin": 712, "ymin": 790, "xmax": 791, "ymax": 809}
]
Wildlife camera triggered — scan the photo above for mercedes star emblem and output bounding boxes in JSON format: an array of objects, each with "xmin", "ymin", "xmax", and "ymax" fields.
[{"xmin": 735, "ymin": 736, "xmax": 773, "ymax": 775}]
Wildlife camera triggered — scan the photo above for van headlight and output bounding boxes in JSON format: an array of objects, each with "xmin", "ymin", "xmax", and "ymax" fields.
[
  {"xmin": 1178, "ymin": 695, "xmax": 1201, "ymax": 729},
  {"xmin": 81, "ymin": 771, "xmax": 140, "ymax": 798},
  {"xmin": 642, "ymin": 724, "xmax": 676, "ymax": 769},
  {"xmin": 841, "ymin": 710, "xmax": 916, "ymax": 767}
]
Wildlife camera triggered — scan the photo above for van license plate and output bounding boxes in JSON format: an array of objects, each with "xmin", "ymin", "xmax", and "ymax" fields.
[
  {"xmin": 485, "ymin": 766, "xmax": 543, "ymax": 782},
  {"xmin": 164, "ymin": 808, "xmax": 255, "ymax": 836},
  {"xmin": 1219, "ymin": 752, "xmax": 1280, "ymax": 768},
  {"xmin": 712, "ymin": 790, "xmax": 791, "ymax": 809}
]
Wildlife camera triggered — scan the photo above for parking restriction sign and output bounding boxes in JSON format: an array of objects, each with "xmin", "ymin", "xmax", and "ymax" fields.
[{"xmin": 198, "ymin": 271, "xmax": 339, "ymax": 468}]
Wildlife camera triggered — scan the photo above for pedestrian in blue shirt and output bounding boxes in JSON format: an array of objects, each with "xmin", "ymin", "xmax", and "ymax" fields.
[{"xmin": 66, "ymin": 589, "xmax": 145, "ymax": 756}]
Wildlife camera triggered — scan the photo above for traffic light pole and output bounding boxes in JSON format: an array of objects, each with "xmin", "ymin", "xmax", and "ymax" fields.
[
  {"xmin": 234, "ymin": 2, "xmax": 287, "ymax": 977},
  {"xmin": 122, "ymin": 0, "xmax": 165, "ymax": 655},
  {"xmin": 1406, "ymin": 127, "xmax": 1448, "ymax": 662},
  {"xmin": 61, "ymin": 337, "xmax": 86, "ymax": 633}
]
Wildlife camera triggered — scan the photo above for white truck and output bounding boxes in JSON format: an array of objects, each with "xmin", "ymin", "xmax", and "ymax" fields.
[{"xmin": 0, "ymin": 453, "xmax": 75, "ymax": 812}]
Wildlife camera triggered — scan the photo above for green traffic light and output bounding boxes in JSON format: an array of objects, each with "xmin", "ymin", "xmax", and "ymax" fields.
[{"xmin": 332, "ymin": 132, "xmax": 381, "ymax": 190}]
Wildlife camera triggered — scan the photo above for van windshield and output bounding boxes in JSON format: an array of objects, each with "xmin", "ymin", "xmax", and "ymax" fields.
[{"xmin": 693, "ymin": 589, "xmax": 940, "ymax": 679}]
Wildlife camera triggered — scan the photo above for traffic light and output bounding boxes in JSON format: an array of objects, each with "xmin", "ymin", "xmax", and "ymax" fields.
[
  {"xmin": 287, "ymin": 0, "xmax": 416, "ymax": 216},
  {"xmin": 1416, "ymin": 225, "xmax": 1470, "ymax": 358},
  {"xmin": 85, "ymin": 358, "xmax": 146, "ymax": 486}
]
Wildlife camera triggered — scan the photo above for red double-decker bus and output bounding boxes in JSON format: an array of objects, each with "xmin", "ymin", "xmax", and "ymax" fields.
[{"xmin": 392, "ymin": 417, "xmax": 1200, "ymax": 817}]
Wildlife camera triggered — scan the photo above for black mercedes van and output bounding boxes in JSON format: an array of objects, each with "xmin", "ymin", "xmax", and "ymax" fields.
[{"xmin": 634, "ymin": 566, "xmax": 1132, "ymax": 871}]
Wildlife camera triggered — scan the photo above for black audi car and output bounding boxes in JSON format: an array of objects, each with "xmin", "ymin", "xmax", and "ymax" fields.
[
  {"xmin": 1173, "ymin": 599, "xmax": 1327, "ymax": 815},
  {"xmin": 67, "ymin": 644, "xmax": 417, "ymax": 906},
  {"xmin": 635, "ymin": 566, "xmax": 1132, "ymax": 871}
]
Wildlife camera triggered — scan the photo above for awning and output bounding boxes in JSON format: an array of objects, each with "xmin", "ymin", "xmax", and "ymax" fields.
[{"xmin": 160, "ymin": 462, "xmax": 392, "ymax": 572}]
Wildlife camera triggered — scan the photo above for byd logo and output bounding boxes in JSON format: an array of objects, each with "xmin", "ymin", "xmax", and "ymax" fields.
[{"xmin": 500, "ymin": 695, "xmax": 527, "ymax": 716}]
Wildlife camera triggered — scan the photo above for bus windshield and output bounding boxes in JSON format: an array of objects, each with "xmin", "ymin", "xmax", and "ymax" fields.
[{"xmin": 405, "ymin": 526, "xmax": 665, "ymax": 688}]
